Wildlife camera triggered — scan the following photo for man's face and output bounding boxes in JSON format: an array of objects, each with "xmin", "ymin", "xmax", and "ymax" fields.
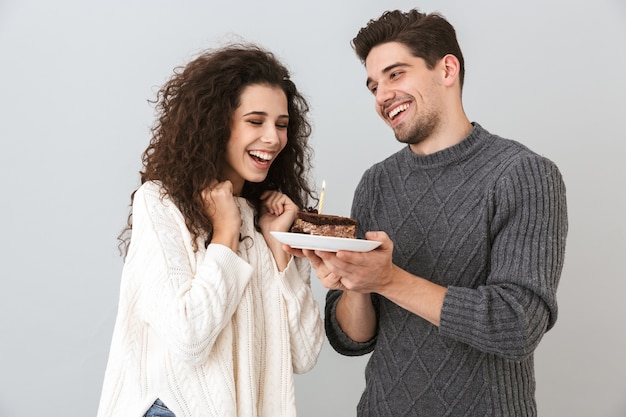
[{"xmin": 365, "ymin": 42, "xmax": 442, "ymax": 145}]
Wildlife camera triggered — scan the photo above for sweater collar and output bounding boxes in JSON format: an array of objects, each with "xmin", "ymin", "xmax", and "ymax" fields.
[{"xmin": 400, "ymin": 122, "xmax": 490, "ymax": 169}]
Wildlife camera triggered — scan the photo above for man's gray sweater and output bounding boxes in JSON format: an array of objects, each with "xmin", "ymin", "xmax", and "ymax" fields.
[{"xmin": 325, "ymin": 123, "xmax": 568, "ymax": 417}]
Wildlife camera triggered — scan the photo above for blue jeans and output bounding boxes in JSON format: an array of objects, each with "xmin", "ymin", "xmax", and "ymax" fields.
[{"xmin": 144, "ymin": 399, "xmax": 175, "ymax": 417}]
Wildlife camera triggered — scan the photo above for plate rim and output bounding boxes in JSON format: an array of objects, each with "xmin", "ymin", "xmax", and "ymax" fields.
[{"xmin": 270, "ymin": 231, "xmax": 381, "ymax": 252}]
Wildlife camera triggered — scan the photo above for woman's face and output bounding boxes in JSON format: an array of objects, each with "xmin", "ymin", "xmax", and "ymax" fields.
[{"xmin": 221, "ymin": 84, "xmax": 289, "ymax": 195}]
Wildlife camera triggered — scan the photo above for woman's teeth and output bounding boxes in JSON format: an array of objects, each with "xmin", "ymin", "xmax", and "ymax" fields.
[
  {"xmin": 388, "ymin": 104, "xmax": 409, "ymax": 119},
  {"xmin": 249, "ymin": 151, "xmax": 272, "ymax": 162}
]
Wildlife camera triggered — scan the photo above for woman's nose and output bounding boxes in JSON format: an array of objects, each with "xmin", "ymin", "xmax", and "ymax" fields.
[{"xmin": 262, "ymin": 126, "xmax": 280, "ymax": 144}]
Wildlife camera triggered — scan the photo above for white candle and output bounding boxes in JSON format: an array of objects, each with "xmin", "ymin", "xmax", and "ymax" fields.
[{"xmin": 318, "ymin": 180, "xmax": 326, "ymax": 214}]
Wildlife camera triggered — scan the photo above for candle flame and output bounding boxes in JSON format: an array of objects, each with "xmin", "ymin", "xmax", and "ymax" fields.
[{"xmin": 318, "ymin": 180, "xmax": 326, "ymax": 214}]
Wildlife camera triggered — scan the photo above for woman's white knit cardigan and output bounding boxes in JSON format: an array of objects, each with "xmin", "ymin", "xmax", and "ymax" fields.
[{"xmin": 97, "ymin": 181, "xmax": 324, "ymax": 417}]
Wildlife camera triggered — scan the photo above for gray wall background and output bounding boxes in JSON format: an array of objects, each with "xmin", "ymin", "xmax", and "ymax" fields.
[{"xmin": 1, "ymin": 0, "xmax": 625, "ymax": 416}]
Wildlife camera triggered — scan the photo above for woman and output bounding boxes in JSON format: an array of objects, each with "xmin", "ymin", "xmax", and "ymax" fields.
[{"xmin": 97, "ymin": 43, "xmax": 324, "ymax": 417}]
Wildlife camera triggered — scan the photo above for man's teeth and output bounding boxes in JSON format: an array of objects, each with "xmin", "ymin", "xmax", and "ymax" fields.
[
  {"xmin": 249, "ymin": 151, "xmax": 273, "ymax": 162},
  {"xmin": 388, "ymin": 104, "xmax": 409, "ymax": 119}
]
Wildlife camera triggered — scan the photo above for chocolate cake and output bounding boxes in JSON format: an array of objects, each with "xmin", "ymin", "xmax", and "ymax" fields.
[{"xmin": 290, "ymin": 211, "xmax": 357, "ymax": 239}]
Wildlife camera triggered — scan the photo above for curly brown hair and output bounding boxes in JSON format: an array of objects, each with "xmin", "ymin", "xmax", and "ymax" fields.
[{"xmin": 119, "ymin": 43, "xmax": 315, "ymax": 255}]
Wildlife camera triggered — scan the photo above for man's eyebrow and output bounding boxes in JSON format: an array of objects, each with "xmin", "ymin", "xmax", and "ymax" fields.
[{"xmin": 365, "ymin": 62, "xmax": 409, "ymax": 88}]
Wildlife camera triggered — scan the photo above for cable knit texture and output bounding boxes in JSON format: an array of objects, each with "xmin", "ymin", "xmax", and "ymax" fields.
[
  {"xmin": 97, "ymin": 181, "xmax": 324, "ymax": 417},
  {"xmin": 325, "ymin": 123, "xmax": 568, "ymax": 417}
]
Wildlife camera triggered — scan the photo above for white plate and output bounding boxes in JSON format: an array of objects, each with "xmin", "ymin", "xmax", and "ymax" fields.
[{"xmin": 270, "ymin": 231, "xmax": 382, "ymax": 252}]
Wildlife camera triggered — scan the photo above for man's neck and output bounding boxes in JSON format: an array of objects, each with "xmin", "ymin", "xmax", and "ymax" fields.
[{"xmin": 409, "ymin": 114, "xmax": 472, "ymax": 156}]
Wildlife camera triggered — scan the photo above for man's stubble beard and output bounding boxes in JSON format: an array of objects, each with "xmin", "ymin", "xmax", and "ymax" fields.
[{"xmin": 393, "ymin": 109, "xmax": 440, "ymax": 145}]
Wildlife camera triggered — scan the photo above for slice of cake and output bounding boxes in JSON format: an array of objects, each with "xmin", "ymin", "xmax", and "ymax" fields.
[{"xmin": 290, "ymin": 211, "xmax": 357, "ymax": 239}]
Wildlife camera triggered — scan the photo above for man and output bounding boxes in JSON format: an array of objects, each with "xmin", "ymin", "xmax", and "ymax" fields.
[{"xmin": 285, "ymin": 8, "xmax": 568, "ymax": 417}]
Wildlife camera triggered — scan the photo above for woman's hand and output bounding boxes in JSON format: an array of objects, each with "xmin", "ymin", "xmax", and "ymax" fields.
[
  {"xmin": 258, "ymin": 190, "xmax": 299, "ymax": 233},
  {"xmin": 202, "ymin": 180, "xmax": 241, "ymax": 252},
  {"xmin": 258, "ymin": 190, "xmax": 299, "ymax": 270}
]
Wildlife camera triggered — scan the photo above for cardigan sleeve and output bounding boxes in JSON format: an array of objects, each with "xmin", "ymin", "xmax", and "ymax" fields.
[
  {"xmin": 276, "ymin": 256, "xmax": 324, "ymax": 373},
  {"xmin": 129, "ymin": 182, "xmax": 253, "ymax": 365},
  {"xmin": 439, "ymin": 154, "xmax": 568, "ymax": 361}
]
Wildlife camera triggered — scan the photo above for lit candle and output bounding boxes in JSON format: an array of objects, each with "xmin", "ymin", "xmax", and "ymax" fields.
[{"xmin": 318, "ymin": 180, "xmax": 326, "ymax": 214}]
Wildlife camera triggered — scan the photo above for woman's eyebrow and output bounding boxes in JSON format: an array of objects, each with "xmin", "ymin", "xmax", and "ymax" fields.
[{"xmin": 243, "ymin": 111, "xmax": 289, "ymax": 119}]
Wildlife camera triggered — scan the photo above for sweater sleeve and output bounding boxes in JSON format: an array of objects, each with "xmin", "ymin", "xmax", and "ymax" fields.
[
  {"xmin": 325, "ymin": 171, "xmax": 380, "ymax": 356},
  {"xmin": 324, "ymin": 290, "xmax": 379, "ymax": 356},
  {"xmin": 129, "ymin": 183, "xmax": 253, "ymax": 365},
  {"xmin": 439, "ymin": 154, "xmax": 568, "ymax": 361},
  {"xmin": 277, "ymin": 256, "xmax": 325, "ymax": 373}
]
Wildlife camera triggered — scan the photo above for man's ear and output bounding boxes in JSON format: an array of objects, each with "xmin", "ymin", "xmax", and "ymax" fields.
[{"xmin": 440, "ymin": 54, "xmax": 461, "ymax": 87}]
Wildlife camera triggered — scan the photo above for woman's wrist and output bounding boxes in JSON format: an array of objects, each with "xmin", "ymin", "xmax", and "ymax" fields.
[{"xmin": 211, "ymin": 231, "xmax": 239, "ymax": 252}]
